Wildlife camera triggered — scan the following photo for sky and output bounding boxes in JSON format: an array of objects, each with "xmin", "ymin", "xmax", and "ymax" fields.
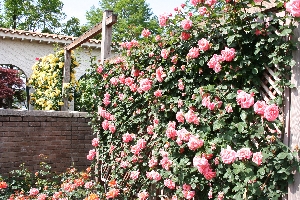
[{"xmin": 62, "ymin": 0, "xmax": 185, "ymax": 25}]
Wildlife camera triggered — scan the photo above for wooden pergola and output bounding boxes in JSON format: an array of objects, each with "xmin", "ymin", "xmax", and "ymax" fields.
[{"xmin": 61, "ymin": 10, "xmax": 117, "ymax": 111}]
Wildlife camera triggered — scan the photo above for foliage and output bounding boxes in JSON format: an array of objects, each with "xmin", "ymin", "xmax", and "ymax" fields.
[
  {"xmin": 1, "ymin": 0, "xmax": 65, "ymax": 33},
  {"xmin": 28, "ymin": 50, "xmax": 79, "ymax": 111},
  {"xmin": 61, "ymin": 17, "xmax": 88, "ymax": 37},
  {"xmin": 0, "ymin": 65, "xmax": 25, "ymax": 109},
  {"xmin": 79, "ymin": 0, "xmax": 300, "ymax": 199},
  {"xmin": 0, "ymin": 155, "xmax": 102, "ymax": 199},
  {"xmin": 85, "ymin": 0, "xmax": 159, "ymax": 42}
]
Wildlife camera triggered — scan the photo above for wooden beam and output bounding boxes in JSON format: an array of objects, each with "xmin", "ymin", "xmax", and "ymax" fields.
[
  {"xmin": 65, "ymin": 12, "xmax": 117, "ymax": 51},
  {"xmin": 61, "ymin": 50, "xmax": 71, "ymax": 111},
  {"xmin": 100, "ymin": 10, "xmax": 114, "ymax": 64},
  {"xmin": 287, "ymin": 23, "xmax": 300, "ymax": 200}
]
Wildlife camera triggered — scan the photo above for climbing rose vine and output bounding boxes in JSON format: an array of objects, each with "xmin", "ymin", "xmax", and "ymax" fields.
[{"xmin": 79, "ymin": 0, "xmax": 300, "ymax": 199}]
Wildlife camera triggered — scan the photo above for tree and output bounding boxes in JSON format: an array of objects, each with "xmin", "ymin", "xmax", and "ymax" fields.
[
  {"xmin": 61, "ymin": 17, "xmax": 88, "ymax": 37},
  {"xmin": 85, "ymin": 0, "xmax": 159, "ymax": 42},
  {"xmin": 0, "ymin": 65, "xmax": 25, "ymax": 109},
  {"xmin": 2, "ymin": 0, "xmax": 65, "ymax": 33}
]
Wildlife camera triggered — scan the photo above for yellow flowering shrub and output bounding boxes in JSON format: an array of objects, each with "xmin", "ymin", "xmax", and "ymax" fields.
[{"xmin": 28, "ymin": 50, "xmax": 79, "ymax": 110}]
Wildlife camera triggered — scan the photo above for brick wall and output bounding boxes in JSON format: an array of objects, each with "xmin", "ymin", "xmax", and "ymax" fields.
[{"xmin": 0, "ymin": 109, "xmax": 94, "ymax": 177}]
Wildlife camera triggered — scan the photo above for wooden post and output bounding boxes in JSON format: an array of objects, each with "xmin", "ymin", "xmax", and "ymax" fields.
[
  {"xmin": 100, "ymin": 10, "xmax": 114, "ymax": 64},
  {"xmin": 287, "ymin": 23, "xmax": 300, "ymax": 200},
  {"xmin": 61, "ymin": 11, "xmax": 117, "ymax": 111},
  {"xmin": 61, "ymin": 49, "xmax": 71, "ymax": 111}
]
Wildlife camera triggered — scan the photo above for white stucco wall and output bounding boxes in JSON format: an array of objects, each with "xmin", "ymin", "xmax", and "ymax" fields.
[{"xmin": 0, "ymin": 39, "xmax": 101, "ymax": 80}]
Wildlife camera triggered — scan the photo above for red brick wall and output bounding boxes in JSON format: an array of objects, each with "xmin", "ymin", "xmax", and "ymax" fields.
[{"xmin": 0, "ymin": 110, "xmax": 94, "ymax": 177}]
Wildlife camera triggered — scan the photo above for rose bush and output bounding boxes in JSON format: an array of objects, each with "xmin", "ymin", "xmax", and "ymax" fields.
[
  {"xmin": 28, "ymin": 50, "xmax": 79, "ymax": 110},
  {"xmin": 78, "ymin": 0, "xmax": 300, "ymax": 199}
]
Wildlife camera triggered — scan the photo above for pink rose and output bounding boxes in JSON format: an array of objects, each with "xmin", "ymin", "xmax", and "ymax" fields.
[
  {"xmin": 148, "ymin": 157, "xmax": 158, "ymax": 168},
  {"xmin": 154, "ymin": 90, "xmax": 162, "ymax": 97},
  {"xmin": 191, "ymin": 0, "xmax": 201, "ymax": 6},
  {"xmin": 264, "ymin": 104, "xmax": 279, "ymax": 121},
  {"xmin": 254, "ymin": 100, "xmax": 267, "ymax": 115},
  {"xmin": 183, "ymin": 190, "xmax": 195, "ymax": 199},
  {"xmin": 122, "ymin": 133, "xmax": 134, "ymax": 143},
  {"xmin": 161, "ymin": 49, "xmax": 169, "ymax": 59},
  {"xmin": 286, "ymin": 0, "xmax": 300, "ymax": 17},
  {"xmin": 198, "ymin": 7, "xmax": 207, "ymax": 15},
  {"xmin": 205, "ymin": 0, "xmax": 217, "ymax": 7},
  {"xmin": 187, "ymin": 47, "xmax": 200, "ymax": 59},
  {"xmin": 102, "ymin": 120, "xmax": 109, "ymax": 130},
  {"xmin": 29, "ymin": 188, "xmax": 39, "ymax": 196},
  {"xmin": 236, "ymin": 148, "xmax": 252, "ymax": 160},
  {"xmin": 207, "ymin": 54, "xmax": 223, "ymax": 73},
  {"xmin": 220, "ymin": 146, "xmax": 236, "ymax": 164},
  {"xmin": 181, "ymin": 19, "xmax": 193, "ymax": 30},
  {"xmin": 221, "ymin": 47, "xmax": 235, "ymax": 62},
  {"xmin": 182, "ymin": 184, "xmax": 191, "ymax": 191},
  {"xmin": 225, "ymin": 104, "xmax": 233, "ymax": 113},
  {"xmin": 252, "ymin": 152, "xmax": 263, "ymax": 165},
  {"xmin": 236, "ymin": 90, "xmax": 254, "ymax": 108},
  {"xmin": 141, "ymin": 28, "xmax": 151, "ymax": 37},
  {"xmin": 198, "ymin": 38, "xmax": 210, "ymax": 51},
  {"xmin": 130, "ymin": 171, "xmax": 140, "ymax": 180},
  {"xmin": 159, "ymin": 13, "xmax": 169, "ymax": 27},
  {"xmin": 139, "ymin": 78, "xmax": 152, "ymax": 91},
  {"xmin": 97, "ymin": 65, "xmax": 103, "ymax": 74},
  {"xmin": 87, "ymin": 149, "xmax": 96, "ymax": 160},
  {"xmin": 125, "ymin": 77, "xmax": 134, "ymax": 86},
  {"xmin": 164, "ymin": 179, "xmax": 175, "ymax": 189},
  {"xmin": 156, "ymin": 66, "xmax": 166, "ymax": 82},
  {"xmin": 92, "ymin": 138, "xmax": 99, "ymax": 147},
  {"xmin": 188, "ymin": 135, "xmax": 204, "ymax": 151},
  {"xmin": 178, "ymin": 79, "xmax": 185, "ymax": 90},
  {"xmin": 181, "ymin": 32, "xmax": 191, "ymax": 40},
  {"xmin": 176, "ymin": 111, "xmax": 185, "ymax": 123},
  {"xmin": 138, "ymin": 191, "xmax": 149, "ymax": 200},
  {"xmin": 185, "ymin": 109, "xmax": 199, "ymax": 125},
  {"xmin": 147, "ymin": 125, "xmax": 154, "ymax": 134}
]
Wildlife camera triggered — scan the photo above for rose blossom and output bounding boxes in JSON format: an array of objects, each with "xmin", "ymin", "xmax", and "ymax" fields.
[
  {"xmin": 178, "ymin": 79, "xmax": 185, "ymax": 90},
  {"xmin": 160, "ymin": 156, "xmax": 173, "ymax": 170},
  {"xmin": 161, "ymin": 49, "xmax": 169, "ymax": 59},
  {"xmin": 29, "ymin": 188, "xmax": 39, "ymax": 196},
  {"xmin": 164, "ymin": 179, "xmax": 176, "ymax": 189},
  {"xmin": 191, "ymin": 0, "xmax": 201, "ymax": 6},
  {"xmin": 198, "ymin": 38, "xmax": 210, "ymax": 51},
  {"xmin": 141, "ymin": 28, "xmax": 151, "ymax": 37},
  {"xmin": 185, "ymin": 109, "xmax": 199, "ymax": 125},
  {"xmin": 264, "ymin": 104, "xmax": 279, "ymax": 121},
  {"xmin": 92, "ymin": 138, "xmax": 99, "ymax": 147},
  {"xmin": 156, "ymin": 66, "xmax": 166, "ymax": 82},
  {"xmin": 176, "ymin": 111, "xmax": 185, "ymax": 123},
  {"xmin": 122, "ymin": 133, "xmax": 135, "ymax": 143},
  {"xmin": 187, "ymin": 47, "xmax": 200, "ymax": 59},
  {"xmin": 220, "ymin": 146, "xmax": 236, "ymax": 164},
  {"xmin": 205, "ymin": 0, "xmax": 217, "ymax": 7},
  {"xmin": 159, "ymin": 13, "xmax": 169, "ymax": 27},
  {"xmin": 252, "ymin": 152, "xmax": 263, "ymax": 165},
  {"xmin": 181, "ymin": 32, "xmax": 191, "ymax": 40},
  {"xmin": 139, "ymin": 78, "xmax": 152, "ymax": 91},
  {"xmin": 149, "ymin": 157, "xmax": 158, "ymax": 168},
  {"xmin": 37, "ymin": 194, "xmax": 47, "ymax": 200},
  {"xmin": 236, "ymin": 90, "xmax": 254, "ymax": 108},
  {"xmin": 207, "ymin": 54, "xmax": 223, "ymax": 73},
  {"xmin": 225, "ymin": 104, "xmax": 233, "ymax": 113},
  {"xmin": 236, "ymin": 148, "xmax": 252, "ymax": 160},
  {"xmin": 286, "ymin": 0, "xmax": 300, "ymax": 17},
  {"xmin": 106, "ymin": 188, "xmax": 120, "ymax": 199},
  {"xmin": 183, "ymin": 190, "xmax": 195, "ymax": 199},
  {"xmin": 87, "ymin": 149, "xmax": 96, "ymax": 160},
  {"xmin": 120, "ymin": 161, "xmax": 129, "ymax": 168},
  {"xmin": 188, "ymin": 135, "xmax": 204, "ymax": 151},
  {"xmin": 130, "ymin": 171, "xmax": 140, "ymax": 180},
  {"xmin": 138, "ymin": 191, "xmax": 149, "ymax": 200},
  {"xmin": 181, "ymin": 19, "xmax": 192, "ymax": 30},
  {"xmin": 154, "ymin": 90, "xmax": 162, "ymax": 97},
  {"xmin": 254, "ymin": 100, "xmax": 267, "ymax": 115},
  {"xmin": 199, "ymin": 7, "xmax": 207, "ymax": 15},
  {"xmin": 221, "ymin": 47, "xmax": 235, "ymax": 62}
]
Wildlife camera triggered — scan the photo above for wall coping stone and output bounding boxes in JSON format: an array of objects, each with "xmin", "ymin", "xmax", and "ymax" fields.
[{"xmin": 0, "ymin": 109, "xmax": 88, "ymax": 118}]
